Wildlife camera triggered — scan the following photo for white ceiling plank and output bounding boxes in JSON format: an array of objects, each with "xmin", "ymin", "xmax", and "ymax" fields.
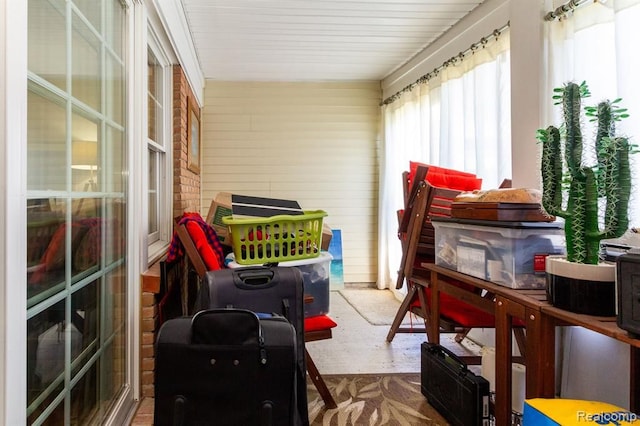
[{"xmin": 180, "ymin": 0, "xmax": 485, "ymax": 81}]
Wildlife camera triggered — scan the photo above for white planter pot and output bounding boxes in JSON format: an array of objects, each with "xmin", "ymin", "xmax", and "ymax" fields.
[{"xmin": 545, "ymin": 256, "xmax": 616, "ymax": 316}]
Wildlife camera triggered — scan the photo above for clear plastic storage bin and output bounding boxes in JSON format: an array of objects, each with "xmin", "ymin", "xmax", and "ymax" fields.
[{"xmin": 432, "ymin": 218, "xmax": 565, "ymax": 289}]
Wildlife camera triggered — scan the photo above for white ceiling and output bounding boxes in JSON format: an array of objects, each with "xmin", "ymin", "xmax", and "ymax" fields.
[{"xmin": 180, "ymin": 0, "xmax": 485, "ymax": 82}]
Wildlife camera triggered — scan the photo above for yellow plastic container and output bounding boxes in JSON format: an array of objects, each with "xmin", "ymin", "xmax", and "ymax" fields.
[
  {"xmin": 523, "ymin": 398, "xmax": 638, "ymax": 425},
  {"xmin": 222, "ymin": 210, "xmax": 327, "ymax": 265}
]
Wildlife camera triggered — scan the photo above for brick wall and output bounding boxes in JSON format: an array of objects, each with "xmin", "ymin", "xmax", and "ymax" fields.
[
  {"xmin": 173, "ymin": 65, "xmax": 201, "ymax": 218},
  {"xmin": 140, "ymin": 65, "xmax": 201, "ymax": 398},
  {"xmin": 140, "ymin": 291, "xmax": 157, "ymax": 397}
]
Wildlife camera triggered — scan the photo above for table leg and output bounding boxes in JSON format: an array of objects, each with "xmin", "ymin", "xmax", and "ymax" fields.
[
  {"xmin": 525, "ymin": 307, "xmax": 556, "ymax": 398},
  {"xmin": 495, "ymin": 296, "xmax": 513, "ymax": 426},
  {"xmin": 631, "ymin": 346, "xmax": 640, "ymax": 413},
  {"xmin": 429, "ymin": 270, "xmax": 441, "ymax": 345}
]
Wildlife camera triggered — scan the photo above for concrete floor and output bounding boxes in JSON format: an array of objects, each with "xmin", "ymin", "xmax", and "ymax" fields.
[
  {"xmin": 308, "ymin": 289, "xmax": 434, "ymax": 375},
  {"xmin": 130, "ymin": 288, "xmax": 481, "ymax": 424}
]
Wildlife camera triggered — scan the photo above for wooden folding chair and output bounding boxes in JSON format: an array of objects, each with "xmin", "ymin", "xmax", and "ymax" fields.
[
  {"xmin": 386, "ymin": 176, "xmax": 468, "ymax": 342},
  {"xmin": 174, "ymin": 216, "xmax": 338, "ymax": 408},
  {"xmin": 386, "ymin": 169, "xmax": 526, "ymax": 364}
]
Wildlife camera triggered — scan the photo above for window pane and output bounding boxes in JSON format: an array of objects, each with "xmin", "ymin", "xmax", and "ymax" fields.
[
  {"xmin": 105, "ymin": 0, "xmax": 125, "ymax": 57},
  {"xmin": 27, "ymin": 88, "xmax": 67, "ymax": 191},
  {"xmin": 104, "ymin": 267, "xmax": 127, "ymax": 396},
  {"xmin": 72, "ymin": 13, "xmax": 100, "ymax": 111},
  {"xmin": 105, "ymin": 265, "xmax": 126, "ymax": 334},
  {"xmin": 101, "ymin": 341, "xmax": 125, "ymax": 415},
  {"xmin": 106, "ymin": 125, "xmax": 125, "ymax": 193},
  {"xmin": 71, "ymin": 281, "xmax": 100, "ymax": 369},
  {"xmin": 71, "ymin": 110, "xmax": 100, "ymax": 192},
  {"xmin": 28, "ymin": 397, "xmax": 64, "ymax": 425},
  {"xmin": 148, "ymin": 150, "xmax": 159, "ymax": 237},
  {"xmin": 71, "ymin": 360, "xmax": 99, "ymax": 423},
  {"xmin": 28, "ymin": 0, "xmax": 66, "ymax": 91},
  {"xmin": 27, "ymin": 300, "xmax": 68, "ymax": 412},
  {"xmin": 105, "ymin": 198, "xmax": 126, "ymax": 266},
  {"xmin": 106, "ymin": 52, "xmax": 125, "ymax": 125},
  {"xmin": 74, "ymin": 0, "xmax": 101, "ymax": 32},
  {"xmin": 27, "ymin": 199, "xmax": 67, "ymax": 306},
  {"xmin": 70, "ymin": 211, "xmax": 102, "ymax": 281},
  {"xmin": 148, "ymin": 48, "xmax": 162, "ymax": 144}
]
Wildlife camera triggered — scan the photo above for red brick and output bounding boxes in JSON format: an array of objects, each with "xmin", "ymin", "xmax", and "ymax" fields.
[
  {"xmin": 141, "ymin": 370, "xmax": 154, "ymax": 385},
  {"xmin": 141, "ymin": 344, "xmax": 155, "ymax": 359},
  {"xmin": 142, "ymin": 332, "xmax": 155, "ymax": 345},
  {"xmin": 141, "ymin": 292, "xmax": 155, "ymax": 307},
  {"xmin": 142, "ymin": 318, "xmax": 155, "ymax": 333},
  {"xmin": 142, "ymin": 306, "xmax": 156, "ymax": 319},
  {"xmin": 142, "ymin": 358, "xmax": 155, "ymax": 371},
  {"xmin": 141, "ymin": 384, "xmax": 155, "ymax": 398}
]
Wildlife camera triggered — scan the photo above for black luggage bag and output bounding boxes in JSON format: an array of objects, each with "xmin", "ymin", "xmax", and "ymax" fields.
[
  {"xmin": 196, "ymin": 266, "xmax": 309, "ymax": 425},
  {"xmin": 421, "ymin": 342, "xmax": 491, "ymax": 426},
  {"xmin": 154, "ymin": 308, "xmax": 298, "ymax": 426}
]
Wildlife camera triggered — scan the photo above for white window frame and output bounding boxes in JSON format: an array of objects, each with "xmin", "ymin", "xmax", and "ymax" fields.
[
  {"xmin": 145, "ymin": 28, "xmax": 172, "ymax": 263},
  {"xmin": 2, "ymin": 0, "xmax": 28, "ymax": 423}
]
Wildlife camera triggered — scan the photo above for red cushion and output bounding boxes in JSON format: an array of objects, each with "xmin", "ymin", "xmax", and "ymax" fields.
[
  {"xmin": 417, "ymin": 289, "xmax": 496, "ymax": 327},
  {"xmin": 185, "ymin": 221, "xmax": 223, "ymax": 270},
  {"xmin": 29, "ymin": 221, "xmax": 91, "ymax": 284},
  {"xmin": 410, "ymin": 286, "xmax": 525, "ymax": 328},
  {"xmin": 427, "ymin": 171, "xmax": 483, "ymax": 192},
  {"xmin": 304, "ymin": 315, "xmax": 337, "ymax": 332},
  {"xmin": 408, "ymin": 161, "xmax": 483, "ymax": 192}
]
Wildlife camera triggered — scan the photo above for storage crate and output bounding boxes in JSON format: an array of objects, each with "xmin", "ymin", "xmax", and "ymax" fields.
[
  {"xmin": 432, "ymin": 217, "xmax": 565, "ymax": 289},
  {"xmin": 222, "ymin": 210, "xmax": 327, "ymax": 265}
]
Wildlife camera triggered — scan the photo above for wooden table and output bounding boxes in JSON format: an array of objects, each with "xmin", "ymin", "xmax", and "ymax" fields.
[
  {"xmin": 422, "ymin": 263, "xmax": 640, "ymax": 425},
  {"xmin": 540, "ymin": 303, "xmax": 640, "ymax": 414}
]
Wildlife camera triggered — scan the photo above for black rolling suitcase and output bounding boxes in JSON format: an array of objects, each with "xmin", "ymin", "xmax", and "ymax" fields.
[
  {"xmin": 195, "ymin": 266, "xmax": 309, "ymax": 425},
  {"xmin": 154, "ymin": 308, "xmax": 298, "ymax": 426},
  {"xmin": 421, "ymin": 342, "xmax": 491, "ymax": 426}
]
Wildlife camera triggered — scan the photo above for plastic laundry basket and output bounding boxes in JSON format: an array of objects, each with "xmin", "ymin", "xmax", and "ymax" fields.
[{"xmin": 222, "ymin": 210, "xmax": 327, "ymax": 265}]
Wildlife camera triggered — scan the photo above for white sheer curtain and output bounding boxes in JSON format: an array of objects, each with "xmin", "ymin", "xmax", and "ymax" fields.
[
  {"xmin": 377, "ymin": 31, "xmax": 512, "ymax": 289},
  {"xmin": 378, "ymin": 88, "xmax": 430, "ymax": 290},
  {"xmin": 544, "ymin": 0, "xmax": 640, "ymax": 229}
]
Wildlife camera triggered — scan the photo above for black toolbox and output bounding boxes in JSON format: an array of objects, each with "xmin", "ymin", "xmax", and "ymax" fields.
[{"xmin": 421, "ymin": 342, "xmax": 490, "ymax": 426}]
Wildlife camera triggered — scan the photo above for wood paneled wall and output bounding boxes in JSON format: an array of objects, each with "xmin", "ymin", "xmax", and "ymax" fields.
[{"xmin": 200, "ymin": 81, "xmax": 381, "ymax": 284}]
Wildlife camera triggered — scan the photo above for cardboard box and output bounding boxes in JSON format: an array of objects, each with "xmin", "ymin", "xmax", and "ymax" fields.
[
  {"xmin": 432, "ymin": 217, "xmax": 565, "ymax": 289},
  {"xmin": 321, "ymin": 222, "xmax": 332, "ymax": 251},
  {"xmin": 205, "ymin": 192, "xmax": 233, "ymax": 246}
]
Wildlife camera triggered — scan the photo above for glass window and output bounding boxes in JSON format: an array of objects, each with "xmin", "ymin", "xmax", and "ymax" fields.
[
  {"xmin": 544, "ymin": 2, "xmax": 640, "ymax": 229},
  {"xmin": 147, "ymin": 40, "xmax": 171, "ymax": 258},
  {"xmin": 26, "ymin": 0, "xmax": 129, "ymax": 423}
]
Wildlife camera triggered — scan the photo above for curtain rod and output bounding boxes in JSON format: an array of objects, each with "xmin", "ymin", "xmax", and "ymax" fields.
[
  {"xmin": 544, "ymin": 0, "xmax": 601, "ymax": 21},
  {"xmin": 381, "ymin": 23, "xmax": 510, "ymax": 106}
]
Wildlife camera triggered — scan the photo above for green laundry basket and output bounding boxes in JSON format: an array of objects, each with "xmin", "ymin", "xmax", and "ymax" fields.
[{"xmin": 222, "ymin": 210, "xmax": 327, "ymax": 265}]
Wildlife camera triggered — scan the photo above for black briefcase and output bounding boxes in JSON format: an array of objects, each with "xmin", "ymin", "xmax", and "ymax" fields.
[{"xmin": 421, "ymin": 342, "xmax": 490, "ymax": 426}]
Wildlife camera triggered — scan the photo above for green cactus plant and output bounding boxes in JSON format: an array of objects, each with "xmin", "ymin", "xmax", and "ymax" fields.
[{"xmin": 536, "ymin": 81, "xmax": 636, "ymax": 264}]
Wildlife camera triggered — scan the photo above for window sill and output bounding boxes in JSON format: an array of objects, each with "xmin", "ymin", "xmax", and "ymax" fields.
[{"xmin": 141, "ymin": 256, "xmax": 165, "ymax": 294}]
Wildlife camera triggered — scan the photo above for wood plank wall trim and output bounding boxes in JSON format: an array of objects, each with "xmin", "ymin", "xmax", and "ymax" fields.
[{"xmin": 201, "ymin": 81, "xmax": 381, "ymax": 284}]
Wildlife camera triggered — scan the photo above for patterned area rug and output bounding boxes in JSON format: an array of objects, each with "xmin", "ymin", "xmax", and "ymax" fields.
[{"xmin": 307, "ymin": 373, "xmax": 450, "ymax": 425}]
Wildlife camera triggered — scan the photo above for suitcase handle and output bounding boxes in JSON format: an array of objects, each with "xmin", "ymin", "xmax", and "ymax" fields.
[
  {"xmin": 192, "ymin": 308, "xmax": 269, "ymax": 364},
  {"xmin": 233, "ymin": 267, "xmax": 278, "ymax": 289},
  {"xmin": 427, "ymin": 343, "xmax": 469, "ymax": 375}
]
